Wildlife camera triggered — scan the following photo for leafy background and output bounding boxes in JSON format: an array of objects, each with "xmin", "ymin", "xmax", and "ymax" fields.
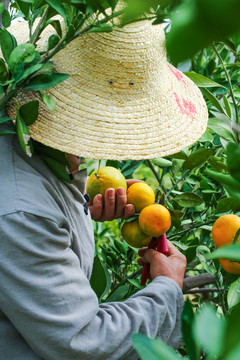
[{"xmin": 1, "ymin": 0, "xmax": 240, "ymax": 359}]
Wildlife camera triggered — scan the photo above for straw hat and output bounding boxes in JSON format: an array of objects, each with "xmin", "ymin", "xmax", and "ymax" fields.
[{"xmin": 7, "ymin": 14, "xmax": 208, "ymax": 160}]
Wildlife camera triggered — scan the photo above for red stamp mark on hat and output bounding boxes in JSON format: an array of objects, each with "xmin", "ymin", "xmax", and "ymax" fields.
[
  {"xmin": 168, "ymin": 65, "xmax": 188, "ymax": 86},
  {"xmin": 173, "ymin": 92, "xmax": 197, "ymax": 121}
]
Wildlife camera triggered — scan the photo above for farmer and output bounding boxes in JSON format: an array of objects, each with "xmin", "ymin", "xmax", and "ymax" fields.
[{"xmin": 0, "ymin": 13, "xmax": 208, "ymax": 360}]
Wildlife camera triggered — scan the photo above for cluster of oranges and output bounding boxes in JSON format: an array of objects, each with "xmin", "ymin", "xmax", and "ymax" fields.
[
  {"xmin": 86, "ymin": 166, "xmax": 240, "ymax": 274},
  {"xmin": 122, "ymin": 182, "xmax": 171, "ymax": 248},
  {"xmin": 86, "ymin": 166, "xmax": 171, "ymax": 249}
]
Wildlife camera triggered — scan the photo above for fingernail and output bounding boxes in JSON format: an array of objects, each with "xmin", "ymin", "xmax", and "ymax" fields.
[
  {"xmin": 127, "ymin": 204, "xmax": 134, "ymax": 213},
  {"xmin": 117, "ymin": 187, "xmax": 125, "ymax": 196},
  {"xmin": 108, "ymin": 189, "xmax": 115, "ymax": 197},
  {"xmin": 96, "ymin": 194, "xmax": 102, "ymax": 202}
]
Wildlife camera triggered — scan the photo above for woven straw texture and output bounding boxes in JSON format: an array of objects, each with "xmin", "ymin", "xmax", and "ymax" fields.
[{"xmin": 7, "ymin": 18, "xmax": 208, "ymax": 160}]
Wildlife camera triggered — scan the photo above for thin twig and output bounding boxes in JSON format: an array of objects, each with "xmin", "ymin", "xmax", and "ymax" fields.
[{"xmin": 146, "ymin": 159, "xmax": 167, "ymax": 194}]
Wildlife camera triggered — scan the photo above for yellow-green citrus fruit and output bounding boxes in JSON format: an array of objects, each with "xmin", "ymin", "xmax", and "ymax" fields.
[
  {"xmin": 121, "ymin": 219, "xmax": 152, "ymax": 248},
  {"xmin": 86, "ymin": 166, "xmax": 127, "ymax": 202},
  {"xmin": 127, "ymin": 182, "xmax": 155, "ymax": 213},
  {"xmin": 139, "ymin": 204, "xmax": 171, "ymax": 237}
]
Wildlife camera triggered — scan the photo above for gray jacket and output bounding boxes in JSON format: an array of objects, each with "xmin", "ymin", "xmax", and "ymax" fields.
[{"xmin": 0, "ymin": 126, "xmax": 184, "ymax": 359}]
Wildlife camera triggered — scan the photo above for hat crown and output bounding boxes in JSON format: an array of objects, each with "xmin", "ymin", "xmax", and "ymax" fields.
[{"xmin": 53, "ymin": 20, "xmax": 166, "ymax": 93}]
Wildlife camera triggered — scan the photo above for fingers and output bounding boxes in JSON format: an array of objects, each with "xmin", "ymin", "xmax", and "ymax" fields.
[
  {"xmin": 89, "ymin": 187, "xmax": 135, "ymax": 221},
  {"xmin": 89, "ymin": 194, "xmax": 103, "ymax": 221},
  {"xmin": 103, "ymin": 188, "xmax": 116, "ymax": 220}
]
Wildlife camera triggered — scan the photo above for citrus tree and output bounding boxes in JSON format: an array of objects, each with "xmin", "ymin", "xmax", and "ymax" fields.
[{"xmin": 1, "ymin": 0, "xmax": 240, "ymax": 359}]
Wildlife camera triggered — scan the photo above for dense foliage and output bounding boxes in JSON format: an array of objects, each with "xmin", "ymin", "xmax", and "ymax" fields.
[{"xmin": 1, "ymin": 0, "xmax": 240, "ymax": 359}]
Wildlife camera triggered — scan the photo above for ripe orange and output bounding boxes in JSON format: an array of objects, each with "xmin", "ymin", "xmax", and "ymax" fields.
[
  {"xmin": 139, "ymin": 204, "xmax": 171, "ymax": 237},
  {"xmin": 121, "ymin": 219, "xmax": 152, "ymax": 248},
  {"xmin": 212, "ymin": 214, "xmax": 240, "ymax": 274},
  {"xmin": 86, "ymin": 166, "xmax": 127, "ymax": 202},
  {"xmin": 127, "ymin": 182, "xmax": 155, "ymax": 213},
  {"xmin": 212, "ymin": 214, "xmax": 240, "ymax": 248},
  {"xmin": 219, "ymin": 259, "xmax": 240, "ymax": 275}
]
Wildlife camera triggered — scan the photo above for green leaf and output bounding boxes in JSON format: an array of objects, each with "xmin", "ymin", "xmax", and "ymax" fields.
[
  {"xmin": 87, "ymin": 24, "xmax": 113, "ymax": 34},
  {"xmin": 40, "ymin": 91, "xmax": 56, "ymax": 111},
  {"xmin": 15, "ymin": 0, "xmax": 31, "ymax": 18},
  {"xmin": 24, "ymin": 72, "xmax": 70, "ymax": 91},
  {"xmin": 16, "ymin": 111, "xmax": 33, "ymax": 156},
  {"xmin": 223, "ymin": 94, "xmax": 232, "ymax": 118},
  {"xmin": 132, "ymin": 333, "xmax": 180, "ymax": 360},
  {"xmin": 41, "ymin": 156, "xmax": 71, "ymax": 183},
  {"xmin": 33, "ymin": 141, "xmax": 69, "ymax": 166},
  {"xmin": 184, "ymin": 71, "xmax": 226, "ymax": 88},
  {"xmin": 46, "ymin": 19, "xmax": 63, "ymax": 37},
  {"xmin": 193, "ymin": 304, "xmax": 225, "ymax": 358},
  {"xmin": 216, "ymin": 197, "xmax": 240, "ymax": 214},
  {"xmin": 205, "ymin": 169, "xmax": 240, "ymax": 193},
  {"xmin": 226, "ymin": 142, "xmax": 240, "ymax": 182},
  {"xmin": 9, "ymin": 43, "xmax": 37, "ymax": 78},
  {"xmin": 17, "ymin": 63, "xmax": 43, "ymax": 83},
  {"xmin": 0, "ymin": 3, "xmax": 4, "ymax": 14},
  {"xmin": 152, "ymin": 158, "xmax": 172, "ymax": 167},
  {"xmin": 45, "ymin": 0, "xmax": 67, "ymax": 20},
  {"xmin": 105, "ymin": 284, "xmax": 129, "ymax": 302},
  {"xmin": 227, "ymin": 277, "xmax": 240, "ymax": 310},
  {"xmin": 207, "ymin": 118, "xmax": 236, "ymax": 141},
  {"xmin": 182, "ymin": 148, "xmax": 214, "ymax": 170},
  {"xmin": 225, "ymin": 343, "xmax": 240, "ymax": 360},
  {"xmin": 90, "ymin": 255, "xmax": 111, "ymax": 300},
  {"xmin": 223, "ymin": 304, "xmax": 240, "ymax": 359},
  {"xmin": 0, "ymin": 116, "xmax": 12, "ymax": 124},
  {"xmin": 196, "ymin": 245, "xmax": 217, "ymax": 276},
  {"xmin": 174, "ymin": 192, "xmax": 203, "ymax": 207},
  {"xmin": 0, "ymin": 129, "xmax": 15, "ymax": 136},
  {"xmin": 182, "ymin": 298, "xmax": 199, "ymax": 360},
  {"xmin": 169, "ymin": 149, "xmax": 188, "ymax": 160},
  {"xmin": 47, "ymin": 34, "xmax": 59, "ymax": 51},
  {"xmin": 2, "ymin": 8, "xmax": 11, "ymax": 28},
  {"xmin": 121, "ymin": 160, "xmax": 143, "ymax": 178},
  {"xmin": 202, "ymin": 88, "xmax": 226, "ymax": 114},
  {"xmin": 19, "ymin": 100, "xmax": 39, "ymax": 126},
  {"xmin": 208, "ymin": 156, "xmax": 228, "ymax": 173},
  {"xmin": 0, "ymin": 28, "xmax": 16, "ymax": 63},
  {"xmin": 205, "ymin": 245, "xmax": 240, "ymax": 261}
]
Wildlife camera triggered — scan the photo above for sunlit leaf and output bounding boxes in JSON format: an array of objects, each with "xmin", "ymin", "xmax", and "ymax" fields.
[
  {"xmin": 184, "ymin": 71, "xmax": 226, "ymax": 88},
  {"xmin": 193, "ymin": 304, "xmax": 226, "ymax": 358},
  {"xmin": 132, "ymin": 333, "xmax": 180, "ymax": 360},
  {"xmin": 227, "ymin": 277, "xmax": 240, "ymax": 310},
  {"xmin": 24, "ymin": 72, "xmax": 70, "ymax": 91}
]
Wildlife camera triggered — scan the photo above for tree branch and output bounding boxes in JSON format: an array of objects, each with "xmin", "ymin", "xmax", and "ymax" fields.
[{"xmin": 183, "ymin": 273, "xmax": 217, "ymax": 293}]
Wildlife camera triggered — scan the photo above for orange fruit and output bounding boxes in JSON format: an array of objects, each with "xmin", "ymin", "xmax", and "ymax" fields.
[
  {"xmin": 212, "ymin": 214, "xmax": 240, "ymax": 248},
  {"xmin": 121, "ymin": 219, "xmax": 152, "ymax": 248},
  {"xmin": 219, "ymin": 259, "xmax": 240, "ymax": 274},
  {"xmin": 86, "ymin": 166, "xmax": 127, "ymax": 202},
  {"xmin": 212, "ymin": 214, "xmax": 240, "ymax": 274},
  {"xmin": 139, "ymin": 204, "xmax": 171, "ymax": 237},
  {"xmin": 127, "ymin": 182, "xmax": 155, "ymax": 213}
]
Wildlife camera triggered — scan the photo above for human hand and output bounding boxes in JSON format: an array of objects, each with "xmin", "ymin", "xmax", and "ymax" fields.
[
  {"xmin": 89, "ymin": 179, "xmax": 142, "ymax": 222},
  {"xmin": 137, "ymin": 240, "xmax": 186, "ymax": 289}
]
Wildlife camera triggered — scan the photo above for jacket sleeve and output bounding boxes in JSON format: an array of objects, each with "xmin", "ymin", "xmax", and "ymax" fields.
[{"xmin": 0, "ymin": 211, "xmax": 184, "ymax": 360}]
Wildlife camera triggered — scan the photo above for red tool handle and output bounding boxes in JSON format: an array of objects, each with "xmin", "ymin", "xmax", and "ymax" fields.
[{"xmin": 140, "ymin": 234, "xmax": 169, "ymax": 286}]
